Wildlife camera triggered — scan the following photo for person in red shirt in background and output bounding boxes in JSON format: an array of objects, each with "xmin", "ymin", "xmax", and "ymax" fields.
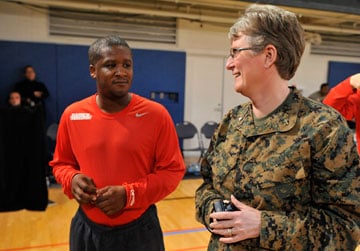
[
  {"xmin": 323, "ymin": 73, "xmax": 360, "ymax": 153},
  {"xmin": 50, "ymin": 35, "xmax": 185, "ymax": 251}
]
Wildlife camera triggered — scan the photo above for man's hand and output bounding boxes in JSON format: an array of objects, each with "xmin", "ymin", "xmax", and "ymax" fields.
[
  {"xmin": 209, "ymin": 195, "xmax": 261, "ymax": 243},
  {"xmin": 350, "ymin": 73, "xmax": 360, "ymax": 89},
  {"xmin": 71, "ymin": 174, "xmax": 97, "ymax": 205},
  {"xmin": 95, "ymin": 186, "xmax": 127, "ymax": 217}
]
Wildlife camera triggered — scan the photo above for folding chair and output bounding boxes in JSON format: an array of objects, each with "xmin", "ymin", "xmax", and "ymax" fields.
[
  {"xmin": 200, "ymin": 121, "xmax": 219, "ymax": 157},
  {"xmin": 175, "ymin": 121, "xmax": 202, "ymax": 155},
  {"xmin": 46, "ymin": 123, "xmax": 58, "ymax": 186},
  {"xmin": 46, "ymin": 123, "xmax": 58, "ymax": 142},
  {"xmin": 175, "ymin": 121, "xmax": 203, "ymax": 176}
]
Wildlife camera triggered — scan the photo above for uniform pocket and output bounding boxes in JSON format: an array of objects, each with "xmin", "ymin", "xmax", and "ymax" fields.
[{"xmin": 253, "ymin": 158, "xmax": 311, "ymax": 211}]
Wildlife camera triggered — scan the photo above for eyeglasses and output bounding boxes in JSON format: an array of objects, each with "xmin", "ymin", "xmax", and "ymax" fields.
[{"xmin": 229, "ymin": 47, "xmax": 256, "ymax": 59}]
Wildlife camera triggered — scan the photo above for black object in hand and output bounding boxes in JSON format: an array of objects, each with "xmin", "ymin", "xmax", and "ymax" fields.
[{"xmin": 213, "ymin": 200, "xmax": 238, "ymax": 212}]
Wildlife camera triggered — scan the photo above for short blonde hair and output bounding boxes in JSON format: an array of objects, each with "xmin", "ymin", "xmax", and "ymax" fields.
[{"xmin": 229, "ymin": 4, "xmax": 305, "ymax": 80}]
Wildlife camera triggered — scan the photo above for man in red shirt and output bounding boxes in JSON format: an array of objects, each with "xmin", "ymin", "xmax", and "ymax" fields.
[
  {"xmin": 323, "ymin": 73, "xmax": 360, "ymax": 153},
  {"xmin": 50, "ymin": 35, "xmax": 185, "ymax": 251}
]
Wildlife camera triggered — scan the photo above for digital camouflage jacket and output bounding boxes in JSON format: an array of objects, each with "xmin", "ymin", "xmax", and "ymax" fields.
[{"xmin": 195, "ymin": 88, "xmax": 360, "ymax": 250}]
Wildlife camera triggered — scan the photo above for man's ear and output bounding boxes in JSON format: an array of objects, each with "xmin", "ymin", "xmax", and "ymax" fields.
[
  {"xmin": 263, "ymin": 44, "xmax": 277, "ymax": 68},
  {"xmin": 89, "ymin": 64, "xmax": 96, "ymax": 79}
]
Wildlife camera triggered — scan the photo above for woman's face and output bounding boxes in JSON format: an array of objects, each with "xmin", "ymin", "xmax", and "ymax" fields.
[
  {"xmin": 9, "ymin": 92, "xmax": 21, "ymax": 106},
  {"xmin": 25, "ymin": 67, "xmax": 36, "ymax": 81},
  {"xmin": 225, "ymin": 35, "xmax": 265, "ymax": 98}
]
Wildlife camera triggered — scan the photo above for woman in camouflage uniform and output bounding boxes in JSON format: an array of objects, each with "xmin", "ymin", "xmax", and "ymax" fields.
[{"xmin": 195, "ymin": 4, "xmax": 360, "ymax": 251}]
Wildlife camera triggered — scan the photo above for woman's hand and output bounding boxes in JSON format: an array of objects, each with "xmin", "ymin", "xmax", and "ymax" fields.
[{"xmin": 209, "ymin": 195, "xmax": 261, "ymax": 243}]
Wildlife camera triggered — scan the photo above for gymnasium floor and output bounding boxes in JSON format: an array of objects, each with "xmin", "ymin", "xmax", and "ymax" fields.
[
  {"xmin": 0, "ymin": 178, "xmax": 210, "ymax": 251},
  {"xmin": 1, "ymin": 176, "xmax": 359, "ymax": 251}
]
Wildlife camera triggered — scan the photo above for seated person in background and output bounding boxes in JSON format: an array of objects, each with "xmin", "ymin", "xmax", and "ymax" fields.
[
  {"xmin": 323, "ymin": 73, "xmax": 360, "ymax": 152},
  {"xmin": 0, "ymin": 90, "xmax": 48, "ymax": 212},
  {"xmin": 308, "ymin": 82, "xmax": 329, "ymax": 102},
  {"xmin": 8, "ymin": 91, "xmax": 21, "ymax": 107}
]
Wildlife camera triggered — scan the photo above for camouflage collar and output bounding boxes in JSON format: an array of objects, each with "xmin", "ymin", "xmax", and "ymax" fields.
[{"xmin": 234, "ymin": 88, "xmax": 301, "ymax": 137}]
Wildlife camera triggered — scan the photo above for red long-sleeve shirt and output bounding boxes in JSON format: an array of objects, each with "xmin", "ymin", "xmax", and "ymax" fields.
[
  {"xmin": 323, "ymin": 77, "xmax": 360, "ymax": 153},
  {"xmin": 50, "ymin": 93, "xmax": 185, "ymax": 226}
]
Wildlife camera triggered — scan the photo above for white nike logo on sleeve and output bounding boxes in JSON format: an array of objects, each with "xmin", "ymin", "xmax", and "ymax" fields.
[{"xmin": 135, "ymin": 112, "xmax": 148, "ymax": 118}]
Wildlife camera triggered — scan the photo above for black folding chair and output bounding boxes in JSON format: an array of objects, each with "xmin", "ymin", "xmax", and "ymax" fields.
[
  {"xmin": 46, "ymin": 123, "xmax": 58, "ymax": 185},
  {"xmin": 175, "ymin": 121, "xmax": 202, "ymax": 159},
  {"xmin": 200, "ymin": 121, "xmax": 219, "ymax": 157},
  {"xmin": 201, "ymin": 121, "xmax": 218, "ymax": 139}
]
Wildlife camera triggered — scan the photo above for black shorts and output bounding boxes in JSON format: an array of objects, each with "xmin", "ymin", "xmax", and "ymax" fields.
[{"xmin": 70, "ymin": 205, "xmax": 165, "ymax": 251}]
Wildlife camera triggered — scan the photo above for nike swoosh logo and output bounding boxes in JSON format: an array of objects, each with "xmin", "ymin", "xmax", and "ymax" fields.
[{"xmin": 135, "ymin": 112, "xmax": 148, "ymax": 118}]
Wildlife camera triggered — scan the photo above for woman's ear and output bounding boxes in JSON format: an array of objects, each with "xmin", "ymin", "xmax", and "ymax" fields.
[
  {"xmin": 89, "ymin": 64, "xmax": 96, "ymax": 79},
  {"xmin": 263, "ymin": 44, "xmax": 277, "ymax": 68}
]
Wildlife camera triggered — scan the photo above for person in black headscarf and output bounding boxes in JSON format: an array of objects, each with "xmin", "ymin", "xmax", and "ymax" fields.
[{"xmin": 13, "ymin": 65, "xmax": 49, "ymax": 118}]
